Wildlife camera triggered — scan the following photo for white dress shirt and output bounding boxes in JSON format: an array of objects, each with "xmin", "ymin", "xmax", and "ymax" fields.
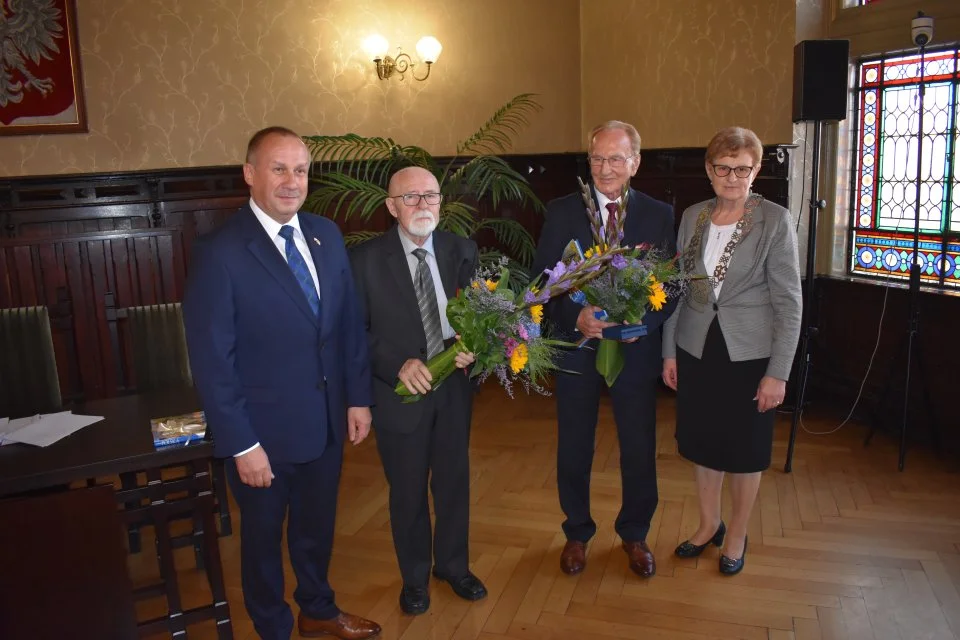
[
  {"xmin": 249, "ymin": 198, "xmax": 321, "ymax": 297},
  {"xmin": 235, "ymin": 199, "xmax": 323, "ymax": 458},
  {"xmin": 703, "ymin": 221, "xmax": 737, "ymax": 297},
  {"xmin": 397, "ymin": 230, "xmax": 454, "ymax": 340}
]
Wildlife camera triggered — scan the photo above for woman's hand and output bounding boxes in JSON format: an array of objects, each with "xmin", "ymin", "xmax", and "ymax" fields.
[
  {"xmin": 662, "ymin": 358, "xmax": 678, "ymax": 390},
  {"xmin": 754, "ymin": 376, "xmax": 786, "ymax": 412}
]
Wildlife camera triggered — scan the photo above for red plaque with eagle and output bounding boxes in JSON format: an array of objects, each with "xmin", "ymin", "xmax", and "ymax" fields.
[{"xmin": 0, "ymin": 0, "xmax": 86, "ymax": 135}]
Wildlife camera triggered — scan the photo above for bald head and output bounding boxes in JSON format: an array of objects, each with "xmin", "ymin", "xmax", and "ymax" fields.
[
  {"xmin": 388, "ymin": 166, "xmax": 439, "ymax": 195},
  {"xmin": 385, "ymin": 166, "xmax": 442, "ymax": 245}
]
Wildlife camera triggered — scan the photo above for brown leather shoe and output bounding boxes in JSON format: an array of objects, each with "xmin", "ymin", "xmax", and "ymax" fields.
[
  {"xmin": 560, "ymin": 540, "xmax": 587, "ymax": 575},
  {"xmin": 622, "ymin": 540, "xmax": 656, "ymax": 578},
  {"xmin": 297, "ymin": 611, "xmax": 381, "ymax": 639}
]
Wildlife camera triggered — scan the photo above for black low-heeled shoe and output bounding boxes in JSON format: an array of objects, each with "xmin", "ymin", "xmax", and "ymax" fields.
[
  {"xmin": 674, "ymin": 521, "xmax": 726, "ymax": 558},
  {"xmin": 719, "ymin": 536, "xmax": 748, "ymax": 575}
]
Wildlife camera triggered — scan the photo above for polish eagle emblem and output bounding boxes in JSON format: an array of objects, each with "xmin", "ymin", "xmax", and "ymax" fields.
[{"xmin": 0, "ymin": 0, "xmax": 64, "ymax": 108}]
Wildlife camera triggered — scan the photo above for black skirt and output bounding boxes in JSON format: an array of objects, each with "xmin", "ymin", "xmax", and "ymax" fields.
[{"xmin": 675, "ymin": 317, "xmax": 776, "ymax": 473}]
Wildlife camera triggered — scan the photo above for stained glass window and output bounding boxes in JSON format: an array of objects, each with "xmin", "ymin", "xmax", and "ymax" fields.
[{"xmin": 850, "ymin": 47, "xmax": 960, "ymax": 290}]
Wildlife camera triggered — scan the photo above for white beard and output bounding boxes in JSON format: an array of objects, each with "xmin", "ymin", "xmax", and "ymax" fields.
[{"xmin": 407, "ymin": 214, "xmax": 438, "ymax": 238}]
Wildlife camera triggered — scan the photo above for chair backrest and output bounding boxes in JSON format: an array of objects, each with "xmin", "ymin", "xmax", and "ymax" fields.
[
  {"xmin": 0, "ymin": 306, "xmax": 61, "ymax": 418},
  {"xmin": 124, "ymin": 303, "xmax": 193, "ymax": 392}
]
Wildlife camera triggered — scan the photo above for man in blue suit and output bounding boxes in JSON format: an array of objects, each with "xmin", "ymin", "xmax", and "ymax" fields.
[
  {"xmin": 531, "ymin": 120, "xmax": 677, "ymax": 580},
  {"xmin": 183, "ymin": 126, "xmax": 381, "ymax": 640}
]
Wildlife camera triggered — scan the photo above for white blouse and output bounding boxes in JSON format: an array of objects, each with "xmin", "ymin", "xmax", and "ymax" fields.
[{"xmin": 703, "ymin": 221, "xmax": 738, "ymax": 297}]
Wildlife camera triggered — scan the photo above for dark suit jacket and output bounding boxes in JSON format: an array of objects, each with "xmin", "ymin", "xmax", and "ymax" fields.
[
  {"xmin": 349, "ymin": 226, "xmax": 478, "ymax": 433},
  {"xmin": 531, "ymin": 186, "xmax": 678, "ymax": 380},
  {"xmin": 182, "ymin": 205, "xmax": 373, "ymax": 462}
]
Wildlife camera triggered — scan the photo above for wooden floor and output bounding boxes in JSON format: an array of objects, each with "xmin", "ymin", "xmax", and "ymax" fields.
[{"xmin": 134, "ymin": 384, "xmax": 960, "ymax": 640}]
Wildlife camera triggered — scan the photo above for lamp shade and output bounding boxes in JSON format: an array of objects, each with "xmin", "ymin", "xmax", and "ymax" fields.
[
  {"xmin": 362, "ymin": 34, "xmax": 389, "ymax": 60},
  {"xmin": 415, "ymin": 36, "xmax": 442, "ymax": 63}
]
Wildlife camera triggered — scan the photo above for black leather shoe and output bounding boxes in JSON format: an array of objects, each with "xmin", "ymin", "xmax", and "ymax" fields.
[
  {"xmin": 674, "ymin": 521, "xmax": 726, "ymax": 558},
  {"xmin": 399, "ymin": 585, "xmax": 429, "ymax": 615},
  {"xmin": 432, "ymin": 570, "xmax": 488, "ymax": 601},
  {"xmin": 719, "ymin": 536, "xmax": 748, "ymax": 576}
]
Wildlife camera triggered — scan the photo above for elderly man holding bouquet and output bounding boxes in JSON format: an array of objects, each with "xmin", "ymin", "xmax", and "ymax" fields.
[
  {"xmin": 350, "ymin": 166, "xmax": 487, "ymax": 616},
  {"xmin": 531, "ymin": 120, "xmax": 678, "ymax": 578}
]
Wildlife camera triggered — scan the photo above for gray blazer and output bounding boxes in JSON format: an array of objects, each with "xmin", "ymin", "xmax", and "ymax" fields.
[{"xmin": 662, "ymin": 195, "xmax": 802, "ymax": 381}]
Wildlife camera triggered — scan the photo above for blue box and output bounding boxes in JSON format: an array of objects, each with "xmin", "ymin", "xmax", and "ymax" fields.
[{"xmin": 602, "ymin": 324, "xmax": 648, "ymax": 340}]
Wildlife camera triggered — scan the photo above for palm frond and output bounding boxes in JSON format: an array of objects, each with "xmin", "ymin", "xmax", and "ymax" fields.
[
  {"xmin": 343, "ymin": 230, "xmax": 383, "ymax": 247},
  {"xmin": 303, "ymin": 133, "xmax": 435, "ymax": 186},
  {"xmin": 475, "ymin": 217, "xmax": 536, "ymax": 266},
  {"xmin": 303, "ymin": 174, "xmax": 387, "ymax": 221},
  {"xmin": 456, "ymin": 93, "xmax": 542, "ymax": 156},
  {"xmin": 448, "ymin": 155, "xmax": 544, "ymax": 212},
  {"xmin": 439, "ymin": 200, "xmax": 478, "ymax": 238}
]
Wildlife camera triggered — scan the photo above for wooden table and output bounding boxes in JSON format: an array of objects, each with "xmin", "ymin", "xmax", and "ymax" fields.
[{"xmin": 0, "ymin": 389, "xmax": 234, "ymax": 639}]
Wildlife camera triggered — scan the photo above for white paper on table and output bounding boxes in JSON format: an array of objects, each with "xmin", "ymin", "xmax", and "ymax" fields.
[{"xmin": 1, "ymin": 411, "xmax": 104, "ymax": 447}]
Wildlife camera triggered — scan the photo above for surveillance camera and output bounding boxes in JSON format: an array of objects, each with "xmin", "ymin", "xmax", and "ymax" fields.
[{"xmin": 911, "ymin": 11, "xmax": 934, "ymax": 47}]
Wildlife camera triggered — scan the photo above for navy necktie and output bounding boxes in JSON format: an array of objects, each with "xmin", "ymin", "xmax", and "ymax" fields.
[{"xmin": 278, "ymin": 225, "xmax": 321, "ymax": 318}]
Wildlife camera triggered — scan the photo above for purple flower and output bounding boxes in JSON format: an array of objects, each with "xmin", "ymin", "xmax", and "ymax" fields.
[
  {"xmin": 611, "ymin": 254, "xmax": 628, "ymax": 270},
  {"xmin": 518, "ymin": 324, "xmax": 529, "ymax": 340},
  {"xmin": 524, "ymin": 290, "xmax": 537, "ymax": 304},
  {"xmin": 504, "ymin": 337, "xmax": 519, "ymax": 357},
  {"xmin": 544, "ymin": 260, "xmax": 567, "ymax": 285}
]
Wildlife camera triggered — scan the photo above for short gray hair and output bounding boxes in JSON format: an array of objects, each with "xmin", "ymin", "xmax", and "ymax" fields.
[{"xmin": 588, "ymin": 120, "xmax": 641, "ymax": 155}]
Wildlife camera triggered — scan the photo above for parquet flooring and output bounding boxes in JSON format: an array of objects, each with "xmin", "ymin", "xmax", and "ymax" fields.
[{"xmin": 133, "ymin": 384, "xmax": 960, "ymax": 640}]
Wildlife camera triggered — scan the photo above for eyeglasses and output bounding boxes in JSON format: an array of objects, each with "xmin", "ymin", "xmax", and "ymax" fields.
[
  {"xmin": 392, "ymin": 192, "xmax": 442, "ymax": 206},
  {"xmin": 587, "ymin": 154, "xmax": 637, "ymax": 169},
  {"xmin": 711, "ymin": 164, "xmax": 755, "ymax": 178}
]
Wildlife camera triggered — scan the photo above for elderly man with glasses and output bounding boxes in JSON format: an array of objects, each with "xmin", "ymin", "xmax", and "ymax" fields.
[
  {"xmin": 349, "ymin": 166, "xmax": 488, "ymax": 616},
  {"xmin": 531, "ymin": 120, "xmax": 678, "ymax": 579}
]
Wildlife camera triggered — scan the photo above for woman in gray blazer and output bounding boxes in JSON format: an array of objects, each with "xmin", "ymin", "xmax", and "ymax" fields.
[{"xmin": 661, "ymin": 127, "xmax": 801, "ymax": 575}]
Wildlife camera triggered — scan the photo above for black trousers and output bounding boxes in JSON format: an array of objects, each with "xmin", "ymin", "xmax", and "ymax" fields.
[
  {"xmin": 555, "ymin": 351, "xmax": 659, "ymax": 543},
  {"xmin": 374, "ymin": 381, "xmax": 472, "ymax": 587},
  {"xmin": 225, "ymin": 442, "xmax": 343, "ymax": 640}
]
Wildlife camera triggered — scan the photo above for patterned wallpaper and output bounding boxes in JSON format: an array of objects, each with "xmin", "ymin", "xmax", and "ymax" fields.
[
  {"xmin": 580, "ymin": 0, "xmax": 797, "ymax": 149},
  {"xmin": 1, "ymin": 0, "xmax": 809, "ymax": 177},
  {"xmin": 0, "ymin": 0, "xmax": 582, "ymax": 177}
]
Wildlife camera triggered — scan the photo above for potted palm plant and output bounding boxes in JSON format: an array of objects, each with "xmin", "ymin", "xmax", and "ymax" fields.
[{"xmin": 301, "ymin": 93, "xmax": 545, "ymax": 285}]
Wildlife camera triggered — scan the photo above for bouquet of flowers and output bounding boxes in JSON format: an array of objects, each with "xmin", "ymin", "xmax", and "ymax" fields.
[
  {"xmin": 394, "ymin": 246, "xmax": 633, "ymax": 402},
  {"xmin": 569, "ymin": 178, "xmax": 693, "ymax": 386}
]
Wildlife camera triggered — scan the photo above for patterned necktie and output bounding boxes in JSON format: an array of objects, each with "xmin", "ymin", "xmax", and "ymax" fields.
[
  {"xmin": 605, "ymin": 202, "xmax": 619, "ymax": 242},
  {"xmin": 411, "ymin": 248, "xmax": 445, "ymax": 358},
  {"xmin": 278, "ymin": 225, "xmax": 321, "ymax": 318}
]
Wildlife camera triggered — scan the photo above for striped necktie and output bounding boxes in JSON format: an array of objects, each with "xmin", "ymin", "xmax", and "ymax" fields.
[{"xmin": 412, "ymin": 248, "xmax": 444, "ymax": 358}]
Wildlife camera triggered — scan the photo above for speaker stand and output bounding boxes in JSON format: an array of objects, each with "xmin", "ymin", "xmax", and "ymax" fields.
[
  {"xmin": 784, "ymin": 119, "xmax": 824, "ymax": 474},
  {"xmin": 862, "ymin": 42, "xmax": 940, "ymax": 470}
]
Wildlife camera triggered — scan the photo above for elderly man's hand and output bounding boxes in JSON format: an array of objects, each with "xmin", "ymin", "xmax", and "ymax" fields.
[
  {"xmin": 576, "ymin": 305, "xmax": 617, "ymax": 339},
  {"xmin": 398, "ymin": 358, "xmax": 432, "ymax": 395}
]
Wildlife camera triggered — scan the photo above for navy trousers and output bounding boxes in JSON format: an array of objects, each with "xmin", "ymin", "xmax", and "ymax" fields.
[
  {"xmin": 225, "ymin": 442, "xmax": 343, "ymax": 640},
  {"xmin": 554, "ymin": 347, "xmax": 659, "ymax": 544}
]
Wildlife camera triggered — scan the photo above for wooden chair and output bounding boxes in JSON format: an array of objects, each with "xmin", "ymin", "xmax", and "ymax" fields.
[
  {"xmin": 0, "ymin": 484, "xmax": 139, "ymax": 639},
  {"xmin": 0, "ymin": 306, "xmax": 61, "ymax": 419},
  {"xmin": 106, "ymin": 298, "xmax": 232, "ymax": 560}
]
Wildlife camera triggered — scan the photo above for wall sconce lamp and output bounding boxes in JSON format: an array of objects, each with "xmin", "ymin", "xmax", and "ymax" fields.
[{"xmin": 362, "ymin": 34, "xmax": 442, "ymax": 81}]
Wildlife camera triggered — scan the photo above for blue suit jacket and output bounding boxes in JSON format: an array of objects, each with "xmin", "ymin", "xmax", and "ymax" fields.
[{"xmin": 182, "ymin": 205, "xmax": 373, "ymax": 463}]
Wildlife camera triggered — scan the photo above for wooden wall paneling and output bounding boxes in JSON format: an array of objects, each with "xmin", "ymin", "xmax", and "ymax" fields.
[
  {"xmin": 0, "ymin": 152, "xmax": 792, "ymax": 406},
  {"xmin": 0, "ymin": 230, "xmax": 185, "ymax": 402},
  {"xmin": 806, "ymin": 277, "xmax": 958, "ymax": 457}
]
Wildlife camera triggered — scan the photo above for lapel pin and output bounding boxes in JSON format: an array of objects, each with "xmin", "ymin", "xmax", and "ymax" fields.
[{"xmin": 313, "ymin": 237, "xmax": 321, "ymax": 247}]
